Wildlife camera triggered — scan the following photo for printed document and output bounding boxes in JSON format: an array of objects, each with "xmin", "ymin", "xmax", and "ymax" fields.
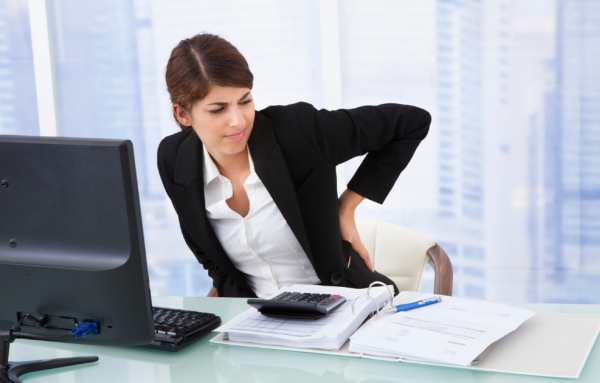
[{"xmin": 349, "ymin": 292, "xmax": 535, "ymax": 366}]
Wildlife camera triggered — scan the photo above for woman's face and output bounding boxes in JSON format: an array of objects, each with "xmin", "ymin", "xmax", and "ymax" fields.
[{"xmin": 174, "ymin": 85, "xmax": 255, "ymax": 158}]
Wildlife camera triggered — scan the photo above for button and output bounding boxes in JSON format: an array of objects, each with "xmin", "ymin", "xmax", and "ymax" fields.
[{"xmin": 330, "ymin": 272, "xmax": 343, "ymax": 285}]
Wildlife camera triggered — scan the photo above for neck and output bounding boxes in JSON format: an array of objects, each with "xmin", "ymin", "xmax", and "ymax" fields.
[{"xmin": 207, "ymin": 145, "xmax": 250, "ymax": 179}]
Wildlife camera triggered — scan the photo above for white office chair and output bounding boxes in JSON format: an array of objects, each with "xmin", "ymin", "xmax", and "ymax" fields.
[
  {"xmin": 206, "ymin": 220, "xmax": 453, "ymax": 297},
  {"xmin": 356, "ymin": 219, "xmax": 453, "ymax": 296}
]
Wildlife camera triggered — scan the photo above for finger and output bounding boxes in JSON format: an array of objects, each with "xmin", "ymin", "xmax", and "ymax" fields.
[{"xmin": 354, "ymin": 241, "xmax": 374, "ymax": 272}]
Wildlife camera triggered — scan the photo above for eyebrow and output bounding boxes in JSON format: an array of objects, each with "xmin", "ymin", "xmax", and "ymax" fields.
[{"xmin": 207, "ymin": 92, "xmax": 251, "ymax": 106}]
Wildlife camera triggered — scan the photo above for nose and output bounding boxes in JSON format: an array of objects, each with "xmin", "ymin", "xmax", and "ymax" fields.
[{"xmin": 228, "ymin": 104, "xmax": 245, "ymax": 128}]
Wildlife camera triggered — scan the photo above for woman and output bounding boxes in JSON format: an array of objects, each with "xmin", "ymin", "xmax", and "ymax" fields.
[{"xmin": 157, "ymin": 33, "xmax": 431, "ymax": 298}]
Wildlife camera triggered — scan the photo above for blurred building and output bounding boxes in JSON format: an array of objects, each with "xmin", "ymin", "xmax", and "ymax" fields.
[
  {"xmin": 433, "ymin": 0, "xmax": 486, "ymax": 298},
  {"xmin": 49, "ymin": 0, "xmax": 156, "ymax": 199},
  {"xmin": 539, "ymin": 0, "xmax": 600, "ymax": 303},
  {"xmin": 0, "ymin": 0, "xmax": 38, "ymax": 136}
]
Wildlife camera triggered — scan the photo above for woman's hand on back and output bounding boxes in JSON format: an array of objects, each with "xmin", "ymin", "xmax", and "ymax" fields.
[{"xmin": 338, "ymin": 189, "xmax": 374, "ymax": 272}]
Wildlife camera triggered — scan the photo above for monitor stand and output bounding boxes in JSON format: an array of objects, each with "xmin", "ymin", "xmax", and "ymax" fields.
[{"xmin": 1, "ymin": 329, "xmax": 98, "ymax": 383}]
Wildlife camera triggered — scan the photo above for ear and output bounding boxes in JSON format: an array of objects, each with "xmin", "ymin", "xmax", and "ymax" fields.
[{"xmin": 173, "ymin": 105, "xmax": 192, "ymax": 127}]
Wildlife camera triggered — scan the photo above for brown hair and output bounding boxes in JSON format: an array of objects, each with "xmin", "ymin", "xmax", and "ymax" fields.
[{"xmin": 165, "ymin": 33, "xmax": 254, "ymax": 131}]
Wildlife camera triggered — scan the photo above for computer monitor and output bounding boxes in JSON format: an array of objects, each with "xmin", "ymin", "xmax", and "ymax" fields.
[{"xmin": 0, "ymin": 135, "xmax": 155, "ymax": 381}]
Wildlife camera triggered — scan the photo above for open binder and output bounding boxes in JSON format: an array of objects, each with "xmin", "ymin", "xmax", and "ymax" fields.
[
  {"xmin": 211, "ymin": 289, "xmax": 600, "ymax": 378},
  {"xmin": 215, "ymin": 283, "xmax": 394, "ymax": 351}
]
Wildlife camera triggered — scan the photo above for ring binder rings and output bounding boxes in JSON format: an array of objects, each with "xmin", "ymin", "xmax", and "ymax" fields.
[
  {"xmin": 367, "ymin": 281, "xmax": 394, "ymax": 311},
  {"xmin": 351, "ymin": 294, "xmax": 380, "ymax": 319},
  {"xmin": 351, "ymin": 281, "xmax": 395, "ymax": 321}
]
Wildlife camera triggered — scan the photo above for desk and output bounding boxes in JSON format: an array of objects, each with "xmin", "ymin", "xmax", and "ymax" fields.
[{"xmin": 9, "ymin": 297, "xmax": 600, "ymax": 382}]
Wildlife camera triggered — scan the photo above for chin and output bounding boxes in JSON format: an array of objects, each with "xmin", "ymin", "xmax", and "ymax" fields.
[{"xmin": 224, "ymin": 141, "xmax": 249, "ymax": 155}]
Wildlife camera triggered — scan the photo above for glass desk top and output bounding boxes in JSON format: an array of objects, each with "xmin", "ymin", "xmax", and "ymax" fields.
[{"xmin": 10, "ymin": 297, "xmax": 600, "ymax": 383}]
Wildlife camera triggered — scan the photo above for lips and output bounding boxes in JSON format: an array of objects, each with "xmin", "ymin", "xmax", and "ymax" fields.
[{"xmin": 225, "ymin": 128, "xmax": 246, "ymax": 140}]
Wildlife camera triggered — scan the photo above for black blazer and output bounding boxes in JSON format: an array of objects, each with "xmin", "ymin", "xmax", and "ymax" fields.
[{"xmin": 157, "ymin": 102, "xmax": 431, "ymax": 298}]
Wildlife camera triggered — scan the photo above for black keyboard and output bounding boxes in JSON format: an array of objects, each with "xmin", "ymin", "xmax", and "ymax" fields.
[
  {"xmin": 247, "ymin": 292, "xmax": 347, "ymax": 319},
  {"xmin": 139, "ymin": 307, "xmax": 221, "ymax": 352}
]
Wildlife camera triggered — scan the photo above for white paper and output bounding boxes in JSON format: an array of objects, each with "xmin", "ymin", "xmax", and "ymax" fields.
[
  {"xmin": 216, "ymin": 284, "xmax": 394, "ymax": 350},
  {"xmin": 349, "ymin": 293, "xmax": 535, "ymax": 366},
  {"xmin": 227, "ymin": 308, "xmax": 340, "ymax": 337}
]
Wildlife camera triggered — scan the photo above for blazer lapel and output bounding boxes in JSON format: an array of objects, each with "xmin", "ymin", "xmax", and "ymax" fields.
[
  {"xmin": 170, "ymin": 112, "xmax": 317, "ymax": 293},
  {"xmin": 171, "ymin": 131, "xmax": 254, "ymax": 296},
  {"xmin": 249, "ymin": 112, "xmax": 315, "ymax": 265}
]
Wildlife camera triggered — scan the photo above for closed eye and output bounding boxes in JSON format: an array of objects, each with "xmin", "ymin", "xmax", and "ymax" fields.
[{"xmin": 208, "ymin": 98, "xmax": 252, "ymax": 114}]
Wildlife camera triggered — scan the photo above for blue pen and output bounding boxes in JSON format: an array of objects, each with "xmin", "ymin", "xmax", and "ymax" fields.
[{"xmin": 387, "ymin": 296, "xmax": 442, "ymax": 313}]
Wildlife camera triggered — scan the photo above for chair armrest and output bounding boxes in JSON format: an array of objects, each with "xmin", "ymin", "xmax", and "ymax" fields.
[
  {"xmin": 207, "ymin": 287, "xmax": 219, "ymax": 297},
  {"xmin": 426, "ymin": 245, "xmax": 453, "ymax": 296}
]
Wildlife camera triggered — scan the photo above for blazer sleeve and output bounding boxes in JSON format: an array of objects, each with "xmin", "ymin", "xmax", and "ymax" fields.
[
  {"xmin": 157, "ymin": 137, "xmax": 254, "ymax": 298},
  {"xmin": 293, "ymin": 102, "xmax": 431, "ymax": 204}
]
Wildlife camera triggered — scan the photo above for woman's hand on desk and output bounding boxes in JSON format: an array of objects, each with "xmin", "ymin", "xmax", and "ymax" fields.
[{"xmin": 338, "ymin": 189, "xmax": 374, "ymax": 272}]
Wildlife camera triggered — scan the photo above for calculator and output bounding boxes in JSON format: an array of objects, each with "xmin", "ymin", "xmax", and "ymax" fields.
[{"xmin": 247, "ymin": 292, "xmax": 347, "ymax": 319}]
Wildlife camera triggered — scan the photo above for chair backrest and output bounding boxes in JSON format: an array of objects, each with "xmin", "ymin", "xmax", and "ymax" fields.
[{"xmin": 356, "ymin": 219, "xmax": 437, "ymax": 293}]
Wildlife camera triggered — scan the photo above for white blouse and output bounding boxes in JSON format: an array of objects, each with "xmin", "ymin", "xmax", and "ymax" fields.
[{"xmin": 202, "ymin": 144, "xmax": 320, "ymax": 298}]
